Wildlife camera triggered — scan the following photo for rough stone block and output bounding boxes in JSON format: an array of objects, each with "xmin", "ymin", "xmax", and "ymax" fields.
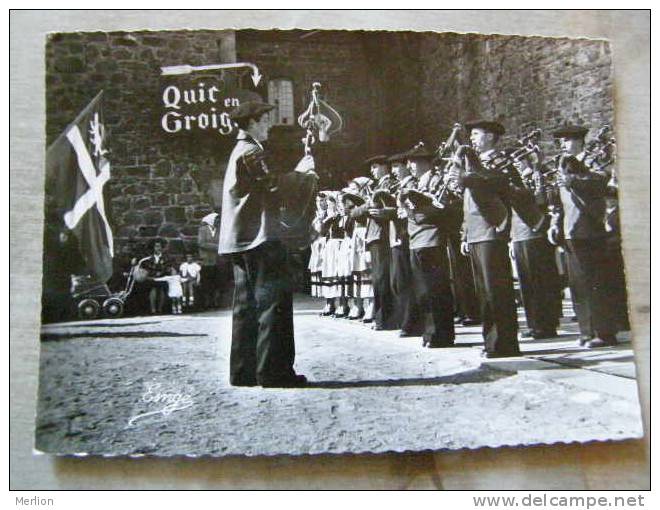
[
  {"xmin": 152, "ymin": 160, "xmax": 171, "ymax": 179},
  {"xmin": 54, "ymin": 56, "xmax": 85, "ymax": 73},
  {"xmin": 133, "ymin": 197, "xmax": 151, "ymax": 210},
  {"xmin": 121, "ymin": 166, "xmax": 150, "ymax": 178},
  {"xmin": 176, "ymin": 194, "xmax": 199, "ymax": 206},
  {"xmin": 152, "ymin": 193, "xmax": 170, "ymax": 206},
  {"xmin": 158, "ymin": 223, "xmax": 180, "ymax": 238},
  {"xmin": 143, "ymin": 210, "xmax": 164, "ymax": 226},
  {"xmin": 165, "ymin": 207, "xmax": 186, "ymax": 222}
]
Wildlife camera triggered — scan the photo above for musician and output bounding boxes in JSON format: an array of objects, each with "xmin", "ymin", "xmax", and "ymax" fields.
[
  {"xmin": 350, "ymin": 155, "xmax": 397, "ymax": 330},
  {"xmin": 436, "ymin": 152, "xmax": 481, "ymax": 327},
  {"xmin": 547, "ymin": 125, "xmax": 620, "ymax": 348},
  {"xmin": 402, "ymin": 142, "xmax": 455, "ymax": 347},
  {"xmin": 218, "ymin": 101, "xmax": 310, "ymax": 387},
  {"xmin": 451, "ymin": 120, "xmax": 520, "ymax": 358},
  {"xmin": 386, "ymin": 152, "xmax": 422, "ymax": 337},
  {"xmin": 589, "ymin": 133, "xmax": 630, "ymax": 332},
  {"xmin": 509, "ymin": 149, "xmax": 561, "ymax": 339}
]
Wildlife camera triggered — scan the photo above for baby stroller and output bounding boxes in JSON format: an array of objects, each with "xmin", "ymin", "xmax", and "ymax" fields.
[{"xmin": 71, "ymin": 262, "xmax": 143, "ymax": 320}]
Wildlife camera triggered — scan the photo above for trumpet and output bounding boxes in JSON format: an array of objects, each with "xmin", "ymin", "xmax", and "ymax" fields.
[
  {"xmin": 490, "ymin": 129, "xmax": 542, "ymax": 174},
  {"xmin": 584, "ymin": 125, "xmax": 616, "ymax": 171},
  {"xmin": 435, "ymin": 123, "xmax": 464, "ymax": 160}
]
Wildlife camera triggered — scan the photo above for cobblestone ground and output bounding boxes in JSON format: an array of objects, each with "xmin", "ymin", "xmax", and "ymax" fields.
[{"xmin": 36, "ymin": 296, "xmax": 643, "ymax": 457}]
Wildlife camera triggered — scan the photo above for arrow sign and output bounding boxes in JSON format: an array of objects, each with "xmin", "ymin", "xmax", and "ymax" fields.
[{"xmin": 161, "ymin": 62, "xmax": 262, "ymax": 87}]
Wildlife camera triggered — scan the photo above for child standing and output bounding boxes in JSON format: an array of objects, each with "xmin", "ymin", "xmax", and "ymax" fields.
[
  {"xmin": 179, "ymin": 253, "xmax": 202, "ymax": 309},
  {"xmin": 153, "ymin": 267, "xmax": 188, "ymax": 315}
]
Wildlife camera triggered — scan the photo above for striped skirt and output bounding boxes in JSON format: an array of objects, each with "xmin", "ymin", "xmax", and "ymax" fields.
[
  {"xmin": 321, "ymin": 238, "xmax": 343, "ymax": 299},
  {"xmin": 308, "ymin": 237, "xmax": 326, "ymax": 298}
]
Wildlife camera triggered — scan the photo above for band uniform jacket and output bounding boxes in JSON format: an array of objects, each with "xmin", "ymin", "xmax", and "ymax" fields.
[
  {"xmin": 388, "ymin": 174, "xmax": 417, "ymax": 248},
  {"xmin": 550, "ymin": 153, "xmax": 609, "ymax": 240},
  {"xmin": 218, "ymin": 130, "xmax": 281, "ymax": 255},
  {"xmin": 459, "ymin": 149, "xmax": 512, "ymax": 244},
  {"xmin": 351, "ymin": 174, "xmax": 394, "ymax": 246},
  {"xmin": 404, "ymin": 170, "xmax": 447, "ymax": 250},
  {"xmin": 509, "ymin": 167, "xmax": 548, "ymax": 243}
]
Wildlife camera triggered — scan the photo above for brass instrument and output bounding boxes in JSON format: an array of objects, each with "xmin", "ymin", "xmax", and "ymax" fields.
[
  {"xmin": 584, "ymin": 124, "xmax": 616, "ymax": 172},
  {"xmin": 488, "ymin": 129, "xmax": 542, "ymax": 186},
  {"xmin": 401, "ymin": 124, "xmax": 465, "ymax": 210}
]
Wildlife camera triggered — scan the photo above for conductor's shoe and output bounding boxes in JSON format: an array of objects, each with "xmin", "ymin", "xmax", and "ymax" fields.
[
  {"xmin": 461, "ymin": 318, "xmax": 481, "ymax": 326},
  {"xmin": 521, "ymin": 330, "xmax": 535, "ymax": 339},
  {"xmin": 260, "ymin": 374, "xmax": 308, "ymax": 388},
  {"xmin": 587, "ymin": 336, "xmax": 618, "ymax": 349},
  {"xmin": 230, "ymin": 377, "xmax": 259, "ymax": 387}
]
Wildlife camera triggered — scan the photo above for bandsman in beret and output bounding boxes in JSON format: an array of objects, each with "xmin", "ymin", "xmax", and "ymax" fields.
[
  {"xmin": 548, "ymin": 124, "xmax": 622, "ymax": 348},
  {"xmin": 450, "ymin": 120, "xmax": 521, "ymax": 358},
  {"xmin": 381, "ymin": 151, "xmax": 422, "ymax": 338},
  {"xmin": 400, "ymin": 141, "xmax": 455, "ymax": 347},
  {"xmin": 348, "ymin": 154, "xmax": 397, "ymax": 329}
]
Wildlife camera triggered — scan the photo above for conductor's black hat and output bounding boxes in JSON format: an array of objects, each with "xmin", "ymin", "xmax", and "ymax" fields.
[
  {"xmin": 552, "ymin": 125, "xmax": 589, "ymax": 139},
  {"xmin": 465, "ymin": 119, "xmax": 506, "ymax": 136},
  {"xmin": 228, "ymin": 101, "xmax": 275, "ymax": 122}
]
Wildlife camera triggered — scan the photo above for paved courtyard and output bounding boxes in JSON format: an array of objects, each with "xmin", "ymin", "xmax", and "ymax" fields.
[{"xmin": 35, "ymin": 295, "xmax": 644, "ymax": 457}]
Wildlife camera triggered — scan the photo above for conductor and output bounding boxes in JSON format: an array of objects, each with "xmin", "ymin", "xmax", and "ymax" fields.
[{"xmin": 219, "ymin": 101, "xmax": 311, "ymax": 388}]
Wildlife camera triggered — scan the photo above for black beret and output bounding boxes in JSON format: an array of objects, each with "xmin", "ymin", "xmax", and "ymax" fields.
[
  {"xmin": 364, "ymin": 154, "xmax": 389, "ymax": 165},
  {"xmin": 405, "ymin": 141, "xmax": 434, "ymax": 160},
  {"xmin": 552, "ymin": 125, "xmax": 589, "ymax": 139},
  {"xmin": 387, "ymin": 152, "xmax": 408, "ymax": 163},
  {"xmin": 228, "ymin": 101, "xmax": 275, "ymax": 122},
  {"xmin": 465, "ymin": 119, "xmax": 506, "ymax": 136}
]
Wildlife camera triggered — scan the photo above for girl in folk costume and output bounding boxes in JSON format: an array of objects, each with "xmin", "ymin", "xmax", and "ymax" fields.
[
  {"xmin": 309, "ymin": 191, "xmax": 330, "ymax": 300},
  {"xmin": 319, "ymin": 192, "xmax": 349, "ymax": 317},
  {"xmin": 318, "ymin": 192, "xmax": 340, "ymax": 315},
  {"xmin": 340, "ymin": 188, "xmax": 368, "ymax": 320},
  {"xmin": 347, "ymin": 177, "xmax": 375, "ymax": 322},
  {"xmin": 335, "ymin": 192, "xmax": 356, "ymax": 318}
]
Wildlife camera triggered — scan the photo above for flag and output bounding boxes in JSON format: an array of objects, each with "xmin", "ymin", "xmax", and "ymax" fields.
[{"xmin": 45, "ymin": 91, "xmax": 114, "ymax": 283}]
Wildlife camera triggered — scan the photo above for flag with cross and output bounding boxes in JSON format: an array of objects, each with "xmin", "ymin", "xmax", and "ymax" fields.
[{"xmin": 46, "ymin": 91, "xmax": 114, "ymax": 283}]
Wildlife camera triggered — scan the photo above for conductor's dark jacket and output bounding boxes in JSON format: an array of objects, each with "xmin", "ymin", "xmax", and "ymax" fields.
[{"xmin": 218, "ymin": 130, "xmax": 280, "ymax": 255}]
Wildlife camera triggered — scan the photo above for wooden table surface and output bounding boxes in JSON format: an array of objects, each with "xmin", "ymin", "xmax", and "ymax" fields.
[{"xmin": 9, "ymin": 10, "xmax": 650, "ymax": 490}]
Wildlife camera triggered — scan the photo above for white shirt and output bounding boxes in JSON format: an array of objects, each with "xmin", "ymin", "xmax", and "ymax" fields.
[
  {"xmin": 179, "ymin": 261, "xmax": 202, "ymax": 279},
  {"xmin": 153, "ymin": 275, "xmax": 185, "ymax": 298}
]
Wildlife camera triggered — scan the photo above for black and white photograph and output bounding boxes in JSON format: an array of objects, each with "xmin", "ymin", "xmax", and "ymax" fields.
[{"xmin": 32, "ymin": 24, "xmax": 645, "ymax": 460}]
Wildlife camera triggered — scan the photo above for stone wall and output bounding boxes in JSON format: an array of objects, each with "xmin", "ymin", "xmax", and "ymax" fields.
[{"xmin": 415, "ymin": 32, "xmax": 614, "ymax": 151}]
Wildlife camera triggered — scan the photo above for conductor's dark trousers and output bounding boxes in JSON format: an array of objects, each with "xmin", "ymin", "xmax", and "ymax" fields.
[{"xmin": 229, "ymin": 241, "xmax": 295, "ymax": 386}]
